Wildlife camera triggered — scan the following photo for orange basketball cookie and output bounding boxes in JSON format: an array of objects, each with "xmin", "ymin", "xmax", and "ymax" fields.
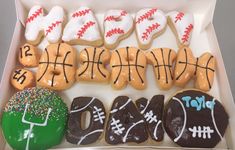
[
  {"xmin": 36, "ymin": 43, "xmax": 77, "ymax": 90},
  {"xmin": 110, "ymin": 47, "xmax": 147, "ymax": 90},
  {"xmin": 19, "ymin": 43, "xmax": 40, "ymax": 67}
]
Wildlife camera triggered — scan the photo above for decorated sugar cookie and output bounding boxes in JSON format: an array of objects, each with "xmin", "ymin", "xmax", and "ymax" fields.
[
  {"xmin": 1, "ymin": 87, "xmax": 68, "ymax": 150},
  {"xmin": 25, "ymin": 6, "xmax": 65, "ymax": 45},
  {"xmin": 19, "ymin": 43, "xmax": 40, "ymax": 67},
  {"xmin": 167, "ymin": 11, "xmax": 194, "ymax": 47},
  {"xmin": 62, "ymin": 7, "xmax": 103, "ymax": 46},
  {"xmin": 104, "ymin": 10, "xmax": 134, "ymax": 49},
  {"xmin": 135, "ymin": 8, "xmax": 167, "ymax": 50},
  {"xmin": 164, "ymin": 89, "xmax": 228, "ymax": 148},
  {"xmin": 66, "ymin": 97, "xmax": 106, "ymax": 145}
]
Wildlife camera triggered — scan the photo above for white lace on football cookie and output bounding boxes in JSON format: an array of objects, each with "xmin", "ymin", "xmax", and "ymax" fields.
[
  {"xmin": 135, "ymin": 8, "xmax": 167, "ymax": 45},
  {"xmin": 62, "ymin": 6, "xmax": 101, "ymax": 42},
  {"xmin": 25, "ymin": 6, "xmax": 65, "ymax": 44},
  {"xmin": 167, "ymin": 11, "xmax": 194, "ymax": 45},
  {"xmin": 104, "ymin": 10, "xmax": 133, "ymax": 45},
  {"xmin": 189, "ymin": 126, "xmax": 214, "ymax": 139}
]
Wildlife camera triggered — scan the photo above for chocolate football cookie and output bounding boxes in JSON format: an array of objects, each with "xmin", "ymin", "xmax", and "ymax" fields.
[
  {"xmin": 164, "ymin": 89, "xmax": 229, "ymax": 148},
  {"xmin": 136, "ymin": 95, "xmax": 164, "ymax": 141},
  {"xmin": 1, "ymin": 87, "xmax": 68, "ymax": 150},
  {"xmin": 66, "ymin": 97, "xmax": 106, "ymax": 145},
  {"xmin": 105, "ymin": 96, "xmax": 148, "ymax": 144}
]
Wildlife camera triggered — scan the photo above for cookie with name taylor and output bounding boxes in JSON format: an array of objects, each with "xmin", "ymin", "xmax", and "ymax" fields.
[{"xmin": 164, "ymin": 89, "xmax": 228, "ymax": 148}]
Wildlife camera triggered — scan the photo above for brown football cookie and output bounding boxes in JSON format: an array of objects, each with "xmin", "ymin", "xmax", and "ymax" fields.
[
  {"xmin": 110, "ymin": 47, "xmax": 147, "ymax": 90},
  {"xmin": 76, "ymin": 47, "xmax": 110, "ymax": 83},
  {"xmin": 146, "ymin": 48, "xmax": 176, "ymax": 90},
  {"xmin": 19, "ymin": 43, "xmax": 40, "ymax": 67}
]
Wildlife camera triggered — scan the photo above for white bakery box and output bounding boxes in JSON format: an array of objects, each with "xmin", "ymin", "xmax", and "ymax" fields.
[{"xmin": 0, "ymin": 0, "xmax": 235, "ymax": 149}]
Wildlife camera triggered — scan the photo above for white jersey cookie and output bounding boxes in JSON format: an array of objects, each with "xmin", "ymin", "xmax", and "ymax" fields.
[
  {"xmin": 104, "ymin": 10, "xmax": 133, "ymax": 49},
  {"xmin": 135, "ymin": 8, "xmax": 167, "ymax": 50},
  {"xmin": 167, "ymin": 11, "xmax": 194, "ymax": 47},
  {"xmin": 62, "ymin": 7, "xmax": 103, "ymax": 47}
]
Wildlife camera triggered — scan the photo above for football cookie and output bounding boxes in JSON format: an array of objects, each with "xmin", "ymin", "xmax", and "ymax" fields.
[
  {"xmin": 164, "ymin": 89, "xmax": 228, "ymax": 148},
  {"xmin": 105, "ymin": 96, "xmax": 148, "ymax": 144},
  {"xmin": 167, "ymin": 11, "xmax": 194, "ymax": 47},
  {"xmin": 76, "ymin": 47, "xmax": 110, "ymax": 83},
  {"xmin": 136, "ymin": 95, "xmax": 165, "ymax": 142},
  {"xmin": 1, "ymin": 87, "xmax": 68, "ymax": 150},
  {"xmin": 110, "ymin": 47, "xmax": 147, "ymax": 90},
  {"xmin": 25, "ymin": 6, "xmax": 65, "ymax": 45},
  {"xmin": 19, "ymin": 43, "xmax": 40, "ymax": 67},
  {"xmin": 104, "ymin": 10, "xmax": 134, "ymax": 49},
  {"xmin": 36, "ymin": 43, "xmax": 77, "ymax": 90},
  {"xmin": 146, "ymin": 48, "xmax": 177, "ymax": 90},
  {"xmin": 62, "ymin": 7, "xmax": 103, "ymax": 46},
  {"xmin": 66, "ymin": 97, "xmax": 106, "ymax": 145},
  {"xmin": 135, "ymin": 8, "xmax": 167, "ymax": 50}
]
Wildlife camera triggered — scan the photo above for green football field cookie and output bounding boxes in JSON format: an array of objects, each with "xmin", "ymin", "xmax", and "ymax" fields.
[{"xmin": 1, "ymin": 87, "xmax": 68, "ymax": 150}]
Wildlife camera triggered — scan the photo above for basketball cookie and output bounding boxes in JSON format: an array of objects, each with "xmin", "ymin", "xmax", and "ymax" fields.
[
  {"xmin": 66, "ymin": 97, "xmax": 106, "ymax": 145},
  {"xmin": 146, "ymin": 48, "xmax": 177, "ymax": 90},
  {"xmin": 167, "ymin": 11, "xmax": 194, "ymax": 47},
  {"xmin": 135, "ymin": 8, "xmax": 167, "ymax": 50},
  {"xmin": 36, "ymin": 43, "xmax": 77, "ymax": 90},
  {"xmin": 19, "ymin": 43, "xmax": 40, "ymax": 67},
  {"xmin": 110, "ymin": 47, "xmax": 147, "ymax": 90},
  {"xmin": 105, "ymin": 96, "xmax": 148, "ymax": 144},
  {"xmin": 25, "ymin": 6, "xmax": 65, "ymax": 45},
  {"xmin": 104, "ymin": 10, "xmax": 134, "ymax": 49},
  {"xmin": 164, "ymin": 89, "xmax": 228, "ymax": 148},
  {"xmin": 175, "ymin": 47, "xmax": 216, "ymax": 91},
  {"xmin": 11, "ymin": 68, "xmax": 35, "ymax": 91},
  {"xmin": 62, "ymin": 7, "xmax": 103, "ymax": 46},
  {"xmin": 136, "ymin": 95, "xmax": 165, "ymax": 142},
  {"xmin": 76, "ymin": 47, "xmax": 110, "ymax": 83},
  {"xmin": 1, "ymin": 87, "xmax": 68, "ymax": 150}
]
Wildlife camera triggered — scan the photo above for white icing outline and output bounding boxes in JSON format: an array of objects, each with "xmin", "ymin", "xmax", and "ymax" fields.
[
  {"xmin": 211, "ymin": 98, "xmax": 223, "ymax": 139},
  {"xmin": 93, "ymin": 106, "xmax": 105, "ymax": 124},
  {"xmin": 122, "ymin": 119, "xmax": 144, "ymax": 142},
  {"xmin": 111, "ymin": 118, "xmax": 125, "ymax": 135},
  {"xmin": 77, "ymin": 129, "xmax": 104, "ymax": 145},
  {"xmin": 70, "ymin": 97, "xmax": 95, "ymax": 113},
  {"xmin": 188, "ymin": 126, "xmax": 214, "ymax": 139},
  {"xmin": 172, "ymin": 97, "xmax": 187, "ymax": 142},
  {"xmin": 153, "ymin": 120, "xmax": 162, "ymax": 140},
  {"xmin": 110, "ymin": 98, "xmax": 132, "ymax": 113},
  {"xmin": 140, "ymin": 100, "xmax": 150, "ymax": 114}
]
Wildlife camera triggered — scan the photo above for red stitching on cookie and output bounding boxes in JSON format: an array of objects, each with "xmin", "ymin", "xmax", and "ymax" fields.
[
  {"xmin": 106, "ymin": 28, "xmax": 124, "ymax": 37},
  {"xmin": 136, "ymin": 8, "xmax": 157, "ymax": 24},
  {"xmin": 142, "ymin": 23, "xmax": 160, "ymax": 41},
  {"xmin": 175, "ymin": 12, "xmax": 184, "ymax": 23},
  {"xmin": 181, "ymin": 24, "xmax": 193, "ymax": 43},
  {"xmin": 45, "ymin": 20, "xmax": 62, "ymax": 36},
  {"xmin": 104, "ymin": 10, "xmax": 127, "ymax": 22},
  {"xmin": 26, "ymin": 7, "xmax": 43, "ymax": 24},
  {"xmin": 72, "ymin": 8, "xmax": 91, "ymax": 18},
  {"xmin": 77, "ymin": 21, "xmax": 95, "ymax": 38}
]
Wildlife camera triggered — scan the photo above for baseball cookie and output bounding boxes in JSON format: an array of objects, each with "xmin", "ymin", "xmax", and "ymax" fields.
[
  {"xmin": 146, "ymin": 48, "xmax": 177, "ymax": 90},
  {"xmin": 66, "ymin": 97, "xmax": 106, "ymax": 145},
  {"xmin": 36, "ymin": 43, "xmax": 77, "ymax": 90},
  {"xmin": 104, "ymin": 10, "xmax": 134, "ymax": 49},
  {"xmin": 11, "ymin": 68, "xmax": 35, "ymax": 91},
  {"xmin": 110, "ymin": 47, "xmax": 147, "ymax": 90},
  {"xmin": 164, "ymin": 89, "xmax": 228, "ymax": 148},
  {"xmin": 25, "ymin": 6, "xmax": 65, "ymax": 45},
  {"xmin": 167, "ymin": 11, "xmax": 194, "ymax": 47},
  {"xmin": 135, "ymin": 8, "xmax": 167, "ymax": 50},
  {"xmin": 62, "ymin": 7, "xmax": 103, "ymax": 46},
  {"xmin": 76, "ymin": 47, "xmax": 110, "ymax": 83},
  {"xmin": 19, "ymin": 43, "xmax": 40, "ymax": 67},
  {"xmin": 1, "ymin": 87, "xmax": 68, "ymax": 150},
  {"xmin": 105, "ymin": 96, "xmax": 148, "ymax": 144}
]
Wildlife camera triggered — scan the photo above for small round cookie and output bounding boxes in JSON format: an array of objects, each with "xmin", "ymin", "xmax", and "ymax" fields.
[
  {"xmin": 164, "ymin": 89, "xmax": 228, "ymax": 148},
  {"xmin": 19, "ymin": 43, "xmax": 40, "ymax": 67},
  {"xmin": 11, "ymin": 68, "xmax": 35, "ymax": 90},
  {"xmin": 104, "ymin": 10, "xmax": 134, "ymax": 49},
  {"xmin": 1, "ymin": 87, "xmax": 68, "ymax": 150},
  {"xmin": 135, "ymin": 8, "xmax": 167, "ymax": 50},
  {"xmin": 66, "ymin": 97, "xmax": 106, "ymax": 145},
  {"xmin": 36, "ymin": 43, "xmax": 77, "ymax": 90}
]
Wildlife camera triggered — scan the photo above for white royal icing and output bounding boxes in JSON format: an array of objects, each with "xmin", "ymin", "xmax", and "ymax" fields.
[
  {"xmin": 167, "ymin": 11, "xmax": 194, "ymax": 45},
  {"xmin": 62, "ymin": 7, "xmax": 101, "ymax": 42},
  {"xmin": 135, "ymin": 8, "xmax": 167, "ymax": 45},
  {"xmin": 93, "ymin": 106, "xmax": 105, "ymax": 124},
  {"xmin": 70, "ymin": 97, "xmax": 95, "ymax": 113},
  {"xmin": 110, "ymin": 98, "xmax": 132, "ymax": 113},
  {"xmin": 122, "ymin": 119, "xmax": 144, "ymax": 142},
  {"xmin": 104, "ymin": 9, "xmax": 133, "ymax": 45},
  {"xmin": 111, "ymin": 118, "xmax": 125, "ymax": 135},
  {"xmin": 77, "ymin": 129, "xmax": 104, "ymax": 145},
  {"xmin": 188, "ymin": 126, "xmax": 214, "ymax": 139},
  {"xmin": 211, "ymin": 98, "xmax": 223, "ymax": 139}
]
